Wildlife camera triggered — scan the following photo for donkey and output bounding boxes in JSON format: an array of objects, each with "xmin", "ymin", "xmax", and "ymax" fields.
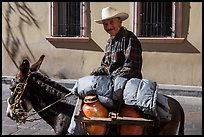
[{"xmin": 6, "ymin": 55, "xmax": 185, "ymax": 135}]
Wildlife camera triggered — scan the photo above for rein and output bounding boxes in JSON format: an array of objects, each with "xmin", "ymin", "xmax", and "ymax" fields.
[{"xmin": 9, "ymin": 72, "xmax": 73, "ymax": 125}]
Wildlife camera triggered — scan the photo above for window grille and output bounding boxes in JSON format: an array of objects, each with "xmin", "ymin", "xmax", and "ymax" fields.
[
  {"xmin": 138, "ymin": 2, "xmax": 172, "ymax": 37},
  {"xmin": 58, "ymin": 2, "xmax": 80, "ymax": 37},
  {"xmin": 51, "ymin": 2, "xmax": 89, "ymax": 37}
]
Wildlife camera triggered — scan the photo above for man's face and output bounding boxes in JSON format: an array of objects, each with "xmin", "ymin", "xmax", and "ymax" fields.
[{"xmin": 103, "ymin": 17, "xmax": 122, "ymax": 36}]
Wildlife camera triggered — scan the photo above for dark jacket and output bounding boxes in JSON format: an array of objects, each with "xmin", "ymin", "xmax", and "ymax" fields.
[{"xmin": 91, "ymin": 27, "xmax": 142, "ymax": 79}]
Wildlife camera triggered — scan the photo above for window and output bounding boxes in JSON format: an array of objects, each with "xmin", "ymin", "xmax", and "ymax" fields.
[
  {"xmin": 57, "ymin": 2, "xmax": 80, "ymax": 37},
  {"xmin": 47, "ymin": 2, "xmax": 90, "ymax": 43},
  {"xmin": 50, "ymin": 2, "xmax": 90, "ymax": 37},
  {"xmin": 46, "ymin": 2, "xmax": 103, "ymax": 51},
  {"xmin": 133, "ymin": 2, "xmax": 184, "ymax": 43}
]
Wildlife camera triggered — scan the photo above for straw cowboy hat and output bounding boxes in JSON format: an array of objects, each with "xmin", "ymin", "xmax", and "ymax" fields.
[{"xmin": 94, "ymin": 7, "xmax": 129, "ymax": 24}]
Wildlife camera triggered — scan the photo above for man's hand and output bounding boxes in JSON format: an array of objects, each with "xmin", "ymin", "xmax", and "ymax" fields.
[
  {"xmin": 90, "ymin": 66, "xmax": 110, "ymax": 76},
  {"xmin": 118, "ymin": 67, "xmax": 131, "ymax": 77}
]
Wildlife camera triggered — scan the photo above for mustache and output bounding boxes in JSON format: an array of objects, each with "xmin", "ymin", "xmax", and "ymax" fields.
[{"xmin": 107, "ymin": 28, "xmax": 114, "ymax": 32}]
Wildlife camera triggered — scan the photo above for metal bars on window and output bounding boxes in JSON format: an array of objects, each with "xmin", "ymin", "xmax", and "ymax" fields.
[
  {"xmin": 58, "ymin": 2, "xmax": 80, "ymax": 37},
  {"xmin": 137, "ymin": 2, "xmax": 173, "ymax": 37},
  {"xmin": 51, "ymin": 2, "xmax": 90, "ymax": 37}
]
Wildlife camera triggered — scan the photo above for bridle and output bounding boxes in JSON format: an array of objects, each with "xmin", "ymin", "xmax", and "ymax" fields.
[
  {"xmin": 8, "ymin": 71, "xmax": 37, "ymax": 124},
  {"xmin": 8, "ymin": 71, "xmax": 72, "ymax": 125}
]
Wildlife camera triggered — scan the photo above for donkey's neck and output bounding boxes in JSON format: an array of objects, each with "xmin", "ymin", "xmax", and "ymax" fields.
[{"xmin": 28, "ymin": 72, "xmax": 75, "ymax": 135}]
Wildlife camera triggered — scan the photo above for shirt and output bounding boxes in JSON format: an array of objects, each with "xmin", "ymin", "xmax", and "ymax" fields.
[{"xmin": 92, "ymin": 27, "xmax": 142, "ymax": 79}]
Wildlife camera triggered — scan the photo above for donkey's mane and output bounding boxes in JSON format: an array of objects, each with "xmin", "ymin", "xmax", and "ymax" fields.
[{"xmin": 30, "ymin": 72, "xmax": 71, "ymax": 100}]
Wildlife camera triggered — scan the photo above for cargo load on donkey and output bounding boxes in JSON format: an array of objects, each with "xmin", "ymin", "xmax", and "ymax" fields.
[{"xmin": 68, "ymin": 75, "xmax": 184, "ymax": 135}]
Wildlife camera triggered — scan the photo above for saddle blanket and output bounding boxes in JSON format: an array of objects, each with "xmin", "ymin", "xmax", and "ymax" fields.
[{"xmin": 71, "ymin": 75, "xmax": 171, "ymax": 119}]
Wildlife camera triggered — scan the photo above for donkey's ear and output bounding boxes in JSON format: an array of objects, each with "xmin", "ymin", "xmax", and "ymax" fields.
[
  {"xmin": 30, "ymin": 55, "xmax": 45, "ymax": 72},
  {"xmin": 17, "ymin": 59, "xmax": 30, "ymax": 80}
]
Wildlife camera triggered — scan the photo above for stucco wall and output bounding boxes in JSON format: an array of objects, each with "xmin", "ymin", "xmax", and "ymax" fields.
[
  {"xmin": 2, "ymin": 2, "xmax": 202, "ymax": 86},
  {"xmin": 141, "ymin": 2, "xmax": 202, "ymax": 86}
]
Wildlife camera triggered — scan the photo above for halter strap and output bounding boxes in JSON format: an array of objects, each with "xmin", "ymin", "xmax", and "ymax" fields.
[{"xmin": 9, "ymin": 71, "xmax": 31, "ymax": 124}]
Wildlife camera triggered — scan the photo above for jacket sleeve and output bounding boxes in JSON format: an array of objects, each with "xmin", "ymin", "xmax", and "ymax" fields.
[{"xmin": 90, "ymin": 55, "xmax": 110, "ymax": 76}]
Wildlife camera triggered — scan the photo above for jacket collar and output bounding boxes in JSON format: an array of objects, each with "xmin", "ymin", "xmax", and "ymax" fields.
[{"xmin": 111, "ymin": 27, "xmax": 127, "ymax": 41}]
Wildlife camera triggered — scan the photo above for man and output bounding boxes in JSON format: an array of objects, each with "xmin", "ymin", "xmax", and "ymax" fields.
[
  {"xmin": 91, "ymin": 7, "xmax": 142, "ymax": 80},
  {"xmin": 68, "ymin": 7, "xmax": 143, "ymax": 135}
]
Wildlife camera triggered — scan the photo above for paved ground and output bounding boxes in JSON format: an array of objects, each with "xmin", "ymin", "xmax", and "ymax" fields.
[{"xmin": 2, "ymin": 83, "xmax": 202, "ymax": 135}]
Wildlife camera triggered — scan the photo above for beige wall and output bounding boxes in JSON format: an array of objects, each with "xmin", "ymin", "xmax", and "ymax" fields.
[
  {"xmin": 141, "ymin": 2, "xmax": 202, "ymax": 86},
  {"xmin": 2, "ymin": 2, "xmax": 202, "ymax": 86}
]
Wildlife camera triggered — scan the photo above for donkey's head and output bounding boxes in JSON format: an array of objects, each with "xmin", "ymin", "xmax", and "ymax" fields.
[{"xmin": 6, "ymin": 55, "xmax": 45, "ymax": 122}]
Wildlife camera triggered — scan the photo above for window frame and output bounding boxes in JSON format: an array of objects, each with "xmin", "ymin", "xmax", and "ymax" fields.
[
  {"xmin": 46, "ymin": 2, "xmax": 91, "ymax": 43},
  {"xmin": 132, "ymin": 2, "xmax": 185, "ymax": 43}
]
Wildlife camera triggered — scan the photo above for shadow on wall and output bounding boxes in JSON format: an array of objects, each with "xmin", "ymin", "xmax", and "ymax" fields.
[
  {"xmin": 2, "ymin": 2, "xmax": 49, "ymax": 76},
  {"xmin": 2, "ymin": 2, "xmax": 102, "ymax": 79},
  {"xmin": 48, "ymin": 38, "xmax": 104, "ymax": 52},
  {"xmin": 142, "ymin": 40, "xmax": 200, "ymax": 53}
]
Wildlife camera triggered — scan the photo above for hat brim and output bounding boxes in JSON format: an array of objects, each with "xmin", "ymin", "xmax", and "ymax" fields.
[{"xmin": 94, "ymin": 12, "xmax": 129, "ymax": 24}]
